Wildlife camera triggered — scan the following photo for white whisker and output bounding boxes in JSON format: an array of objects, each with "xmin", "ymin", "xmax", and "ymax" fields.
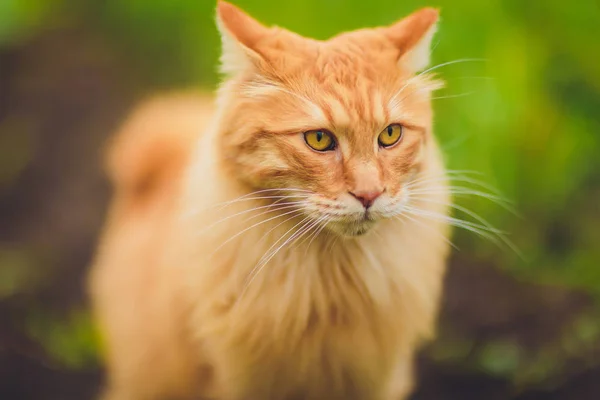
[
  {"xmin": 404, "ymin": 172, "xmax": 517, "ymax": 215},
  {"xmin": 411, "ymin": 171, "xmax": 506, "ymax": 198},
  {"xmin": 263, "ymin": 217, "xmax": 323, "ymax": 267},
  {"xmin": 390, "ymin": 58, "xmax": 487, "ymax": 107},
  {"xmin": 244, "ymin": 216, "xmax": 312, "ymax": 290},
  {"xmin": 298, "ymin": 216, "xmax": 330, "ymax": 255},
  {"xmin": 431, "ymin": 90, "xmax": 477, "ymax": 100},
  {"xmin": 403, "ymin": 205, "xmax": 504, "ymax": 234},
  {"xmin": 196, "ymin": 201, "xmax": 307, "ymax": 235},
  {"xmin": 410, "ymin": 187, "xmax": 516, "ymax": 214},
  {"xmin": 405, "ymin": 172, "xmax": 501, "ymax": 195},
  {"xmin": 401, "ymin": 204, "xmax": 522, "ymax": 258},
  {"xmin": 405, "ymin": 208, "xmax": 499, "ymax": 245},
  {"xmin": 208, "ymin": 209, "xmax": 304, "ymax": 258},
  {"xmin": 186, "ymin": 188, "xmax": 312, "ymax": 217},
  {"xmin": 416, "ymin": 58, "xmax": 487, "ymax": 78},
  {"xmin": 408, "ymin": 196, "xmax": 517, "ymax": 250},
  {"xmin": 214, "ymin": 191, "xmax": 310, "ymax": 211},
  {"xmin": 396, "ymin": 213, "xmax": 458, "ymax": 250}
]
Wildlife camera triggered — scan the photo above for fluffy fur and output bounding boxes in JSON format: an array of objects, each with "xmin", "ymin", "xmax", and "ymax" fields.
[{"xmin": 90, "ymin": 2, "xmax": 452, "ymax": 399}]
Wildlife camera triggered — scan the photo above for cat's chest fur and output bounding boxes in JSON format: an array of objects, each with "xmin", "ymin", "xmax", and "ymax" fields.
[{"xmin": 183, "ymin": 214, "xmax": 445, "ymax": 399}]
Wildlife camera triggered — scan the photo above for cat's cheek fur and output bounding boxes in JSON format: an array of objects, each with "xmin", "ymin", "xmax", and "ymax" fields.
[
  {"xmin": 231, "ymin": 131, "xmax": 346, "ymax": 198},
  {"xmin": 376, "ymin": 136, "xmax": 424, "ymax": 199}
]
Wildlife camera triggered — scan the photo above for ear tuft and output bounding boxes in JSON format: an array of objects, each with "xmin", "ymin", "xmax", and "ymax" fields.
[
  {"xmin": 385, "ymin": 8, "xmax": 439, "ymax": 72},
  {"xmin": 217, "ymin": 1, "xmax": 269, "ymax": 49},
  {"xmin": 216, "ymin": 1, "xmax": 270, "ymax": 75}
]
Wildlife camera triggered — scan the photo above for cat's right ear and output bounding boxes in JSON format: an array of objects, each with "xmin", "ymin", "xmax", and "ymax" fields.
[{"xmin": 216, "ymin": 1, "xmax": 270, "ymax": 75}]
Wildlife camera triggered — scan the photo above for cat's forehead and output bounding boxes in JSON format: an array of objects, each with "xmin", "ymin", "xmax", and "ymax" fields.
[
  {"xmin": 249, "ymin": 29, "xmax": 432, "ymax": 135},
  {"xmin": 287, "ymin": 31, "xmax": 401, "ymax": 79},
  {"xmin": 291, "ymin": 40, "xmax": 410, "ymax": 132}
]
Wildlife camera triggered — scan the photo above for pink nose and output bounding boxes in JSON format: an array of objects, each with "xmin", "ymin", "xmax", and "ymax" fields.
[{"xmin": 349, "ymin": 190, "xmax": 383, "ymax": 209}]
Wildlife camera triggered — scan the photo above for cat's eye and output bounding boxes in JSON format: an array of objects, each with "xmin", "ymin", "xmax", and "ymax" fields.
[
  {"xmin": 378, "ymin": 124, "xmax": 403, "ymax": 148},
  {"xmin": 304, "ymin": 130, "xmax": 336, "ymax": 152}
]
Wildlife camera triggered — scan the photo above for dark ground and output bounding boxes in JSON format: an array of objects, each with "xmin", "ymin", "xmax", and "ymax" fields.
[{"xmin": 1, "ymin": 26, "xmax": 599, "ymax": 400}]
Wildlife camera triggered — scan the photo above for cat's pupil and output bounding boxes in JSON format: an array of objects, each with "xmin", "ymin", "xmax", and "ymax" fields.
[
  {"xmin": 316, "ymin": 131, "xmax": 323, "ymax": 141},
  {"xmin": 387, "ymin": 126, "xmax": 393, "ymax": 136}
]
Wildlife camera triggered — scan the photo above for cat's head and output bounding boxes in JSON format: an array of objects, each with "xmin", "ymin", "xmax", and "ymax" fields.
[{"xmin": 215, "ymin": 1, "xmax": 442, "ymax": 237}]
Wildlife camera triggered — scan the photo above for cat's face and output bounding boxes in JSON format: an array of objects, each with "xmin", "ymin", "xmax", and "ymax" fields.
[{"xmin": 217, "ymin": 2, "xmax": 441, "ymax": 237}]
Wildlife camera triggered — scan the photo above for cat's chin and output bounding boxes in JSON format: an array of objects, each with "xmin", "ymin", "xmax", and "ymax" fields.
[{"xmin": 326, "ymin": 219, "xmax": 378, "ymax": 238}]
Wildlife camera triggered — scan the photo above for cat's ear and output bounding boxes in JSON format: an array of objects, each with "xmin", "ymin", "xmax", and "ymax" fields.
[
  {"xmin": 216, "ymin": 1, "xmax": 270, "ymax": 75},
  {"xmin": 385, "ymin": 8, "xmax": 439, "ymax": 72}
]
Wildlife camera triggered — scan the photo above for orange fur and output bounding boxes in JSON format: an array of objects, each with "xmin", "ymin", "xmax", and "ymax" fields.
[{"xmin": 90, "ymin": 3, "xmax": 452, "ymax": 399}]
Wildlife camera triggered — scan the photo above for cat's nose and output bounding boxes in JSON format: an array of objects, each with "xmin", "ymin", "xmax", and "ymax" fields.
[{"xmin": 349, "ymin": 190, "xmax": 383, "ymax": 209}]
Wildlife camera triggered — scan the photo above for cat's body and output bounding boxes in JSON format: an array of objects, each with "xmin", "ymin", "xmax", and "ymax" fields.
[{"xmin": 90, "ymin": 2, "xmax": 452, "ymax": 399}]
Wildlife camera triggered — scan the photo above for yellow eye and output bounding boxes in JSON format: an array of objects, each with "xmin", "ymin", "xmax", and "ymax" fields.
[
  {"xmin": 304, "ymin": 130, "xmax": 335, "ymax": 152},
  {"xmin": 378, "ymin": 124, "xmax": 403, "ymax": 148}
]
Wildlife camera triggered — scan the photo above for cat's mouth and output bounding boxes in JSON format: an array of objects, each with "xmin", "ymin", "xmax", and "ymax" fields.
[{"xmin": 301, "ymin": 194, "xmax": 385, "ymax": 237}]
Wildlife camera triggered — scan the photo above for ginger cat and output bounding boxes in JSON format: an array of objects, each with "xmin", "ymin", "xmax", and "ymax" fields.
[{"xmin": 89, "ymin": 2, "xmax": 452, "ymax": 399}]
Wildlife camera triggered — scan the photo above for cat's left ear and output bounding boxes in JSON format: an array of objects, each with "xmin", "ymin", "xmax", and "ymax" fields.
[
  {"xmin": 216, "ymin": 1, "xmax": 270, "ymax": 75},
  {"xmin": 384, "ymin": 8, "xmax": 439, "ymax": 72}
]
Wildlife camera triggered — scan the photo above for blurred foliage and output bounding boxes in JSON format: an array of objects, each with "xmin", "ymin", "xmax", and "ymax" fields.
[
  {"xmin": 25, "ymin": 308, "xmax": 100, "ymax": 369},
  {"xmin": 0, "ymin": 0, "xmax": 63, "ymax": 46},
  {"xmin": 1, "ymin": 0, "xmax": 599, "ymax": 397}
]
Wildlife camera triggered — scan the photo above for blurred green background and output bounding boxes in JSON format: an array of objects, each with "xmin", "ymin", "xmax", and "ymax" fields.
[{"xmin": 1, "ymin": 0, "xmax": 599, "ymax": 399}]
